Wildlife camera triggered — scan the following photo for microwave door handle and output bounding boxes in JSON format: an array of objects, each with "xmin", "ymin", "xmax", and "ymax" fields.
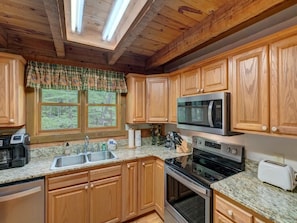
[{"xmin": 208, "ymin": 101, "xmax": 214, "ymax": 127}]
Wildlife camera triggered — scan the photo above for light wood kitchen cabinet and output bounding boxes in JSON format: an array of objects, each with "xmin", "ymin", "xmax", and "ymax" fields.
[
  {"xmin": 122, "ymin": 160, "xmax": 138, "ymax": 221},
  {"xmin": 230, "ymin": 46, "xmax": 269, "ymax": 133},
  {"xmin": 47, "ymin": 171, "xmax": 89, "ymax": 223},
  {"xmin": 154, "ymin": 158, "xmax": 164, "ymax": 219},
  {"xmin": 270, "ymin": 34, "xmax": 297, "ymax": 136},
  {"xmin": 89, "ymin": 165, "xmax": 122, "ymax": 223},
  {"xmin": 230, "ymin": 32, "xmax": 297, "ymax": 137},
  {"xmin": 47, "ymin": 165, "xmax": 122, "ymax": 223},
  {"xmin": 146, "ymin": 76, "xmax": 169, "ymax": 123},
  {"xmin": 201, "ymin": 59, "xmax": 227, "ymax": 93},
  {"xmin": 181, "ymin": 59, "xmax": 227, "ymax": 96},
  {"xmin": 0, "ymin": 53, "xmax": 26, "ymax": 127},
  {"xmin": 168, "ymin": 72, "xmax": 181, "ymax": 123},
  {"xmin": 181, "ymin": 68, "xmax": 201, "ymax": 96},
  {"xmin": 126, "ymin": 73, "xmax": 146, "ymax": 123},
  {"xmin": 214, "ymin": 191, "xmax": 273, "ymax": 223},
  {"xmin": 139, "ymin": 157, "xmax": 155, "ymax": 215}
]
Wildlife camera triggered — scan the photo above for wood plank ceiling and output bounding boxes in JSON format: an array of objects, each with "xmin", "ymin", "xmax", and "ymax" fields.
[{"xmin": 0, "ymin": 0, "xmax": 295, "ymax": 74}]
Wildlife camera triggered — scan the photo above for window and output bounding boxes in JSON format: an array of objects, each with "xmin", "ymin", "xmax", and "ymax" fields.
[{"xmin": 27, "ymin": 88, "xmax": 126, "ymax": 144}]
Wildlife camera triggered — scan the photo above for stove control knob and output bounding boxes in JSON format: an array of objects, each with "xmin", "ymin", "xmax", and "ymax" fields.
[
  {"xmin": 231, "ymin": 148, "xmax": 237, "ymax": 155},
  {"xmin": 227, "ymin": 147, "xmax": 231, "ymax": 153}
]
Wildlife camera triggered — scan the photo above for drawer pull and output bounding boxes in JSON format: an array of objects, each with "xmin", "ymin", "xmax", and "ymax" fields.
[{"xmin": 227, "ymin": 209, "xmax": 233, "ymax": 217}]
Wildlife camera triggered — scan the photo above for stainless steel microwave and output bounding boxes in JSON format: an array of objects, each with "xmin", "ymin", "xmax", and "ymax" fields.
[{"xmin": 177, "ymin": 92, "xmax": 235, "ymax": 135}]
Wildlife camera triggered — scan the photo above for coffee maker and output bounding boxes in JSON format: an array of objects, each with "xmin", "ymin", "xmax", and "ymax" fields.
[{"xmin": 0, "ymin": 131, "xmax": 30, "ymax": 170}]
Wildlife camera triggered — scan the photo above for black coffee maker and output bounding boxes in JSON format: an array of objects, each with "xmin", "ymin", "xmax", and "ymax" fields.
[{"xmin": 0, "ymin": 132, "xmax": 30, "ymax": 170}]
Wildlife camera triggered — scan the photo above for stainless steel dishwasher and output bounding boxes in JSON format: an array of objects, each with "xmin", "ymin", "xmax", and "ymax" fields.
[{"xmin": 0, "ymin": 177, "xmax": 44, "ymax": 223}]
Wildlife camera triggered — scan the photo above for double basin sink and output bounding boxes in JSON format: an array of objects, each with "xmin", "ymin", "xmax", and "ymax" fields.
[{"xmin": 50, "ymin": 151, "xmax": 118, "ymax": 170}]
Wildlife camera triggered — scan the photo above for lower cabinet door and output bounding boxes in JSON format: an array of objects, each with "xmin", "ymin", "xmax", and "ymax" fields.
[
  {"xmin": 90, "ymin": 176, "xmax": 122, "ymax": 223},
  {"xmin": 214, "ymin": 211, "xmax": 234, "ymax": 223},
  {"xmin": 122, "ymin": 161, "xmax": 138, "ymax": 221},
  {"xmin": 48, "ymin": 183, "xmax": 89, "ymax": 223}
]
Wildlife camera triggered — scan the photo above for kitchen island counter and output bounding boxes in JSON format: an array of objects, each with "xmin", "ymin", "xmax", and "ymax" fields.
[{"xmin": 211, "ymin": 160, "xmax": 297, "ymax": 223}]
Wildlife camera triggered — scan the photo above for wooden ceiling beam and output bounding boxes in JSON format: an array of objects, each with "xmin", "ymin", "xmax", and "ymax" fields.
[
  {"xmin": 0, "ymin": 27, "xmax": 8, "ymax": 48},
  {"xmin": 145, "ymin": 0, "xmax": 289, "ymax": 69},
  {"xmin": 43, "ymin": 0, "xmax": 65, "ymax": 57},
  {"xmin": 107, "ymin": 0, "xmax": 166, "ymax": 65}
]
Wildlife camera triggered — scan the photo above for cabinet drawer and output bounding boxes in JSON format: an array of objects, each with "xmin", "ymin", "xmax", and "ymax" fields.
[
  {"xmin": 48, "ymin": 171, "xmax": 89, "ymax": 190},
  {"xmin": 90, "ymin": 164, "xmax": 121, "ymax": 181},
  {"xmin": 215, "ymin": 211, "xmax": 234, "ymax": 223},
  {"xmin": 215, "ymin": 195, "xmax": 252, "ymax": 223}
]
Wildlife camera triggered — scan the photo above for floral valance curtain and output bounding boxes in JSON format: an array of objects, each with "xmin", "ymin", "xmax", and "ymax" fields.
[{"xmin": 26, "ymin": 61, "xmax": 127, "ymax": 93}]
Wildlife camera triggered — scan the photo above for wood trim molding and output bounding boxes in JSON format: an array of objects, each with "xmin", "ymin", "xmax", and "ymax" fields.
[{"xmin": 43, "ymin": 0, "xmax": 65, "ymax": 57}]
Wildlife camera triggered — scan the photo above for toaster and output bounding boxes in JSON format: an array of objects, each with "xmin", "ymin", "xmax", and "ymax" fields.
[{"xmin": 257, "ymin": 160, "xmax": 297, "ymax": 191}]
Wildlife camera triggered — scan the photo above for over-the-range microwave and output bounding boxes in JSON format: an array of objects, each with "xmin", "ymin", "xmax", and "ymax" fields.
[{"xmin": 177, "ymin": 92, "xmax": 238, "ymax": 136}]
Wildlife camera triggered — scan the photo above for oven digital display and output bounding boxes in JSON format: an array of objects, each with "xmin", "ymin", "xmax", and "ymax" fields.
[{"xmin": 205, "ymin": 141, "xmax": 221, "ymax": 149}]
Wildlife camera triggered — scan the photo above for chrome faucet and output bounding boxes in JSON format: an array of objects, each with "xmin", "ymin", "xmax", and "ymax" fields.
[{"xmin": 84, "ymin": 136, "xmax": 89, "ymax": 153}]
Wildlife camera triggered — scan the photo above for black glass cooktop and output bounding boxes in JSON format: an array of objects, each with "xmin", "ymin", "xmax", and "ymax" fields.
[{"xmin": 165, "ymin": 150, "xmax": 242, "ymax": 187}]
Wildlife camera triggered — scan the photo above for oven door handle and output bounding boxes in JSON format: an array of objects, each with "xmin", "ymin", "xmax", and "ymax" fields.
[
  {"xmin": 165, "ymin": 165, "xmax": 210, "ymax": 197},
  {"xmin": 208, "ymin": 101, "xmax": 214, "ymax": 127}
]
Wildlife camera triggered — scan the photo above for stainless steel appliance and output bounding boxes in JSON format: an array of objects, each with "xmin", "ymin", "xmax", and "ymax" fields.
[
  {"xmin": 177, "ymin": 92, "xmax": 237, "ymax": 135},
  {"xmin": 164, "ymin": 136, "xmax": 245, "ymax": 223},
  {"xmin": 0, "ymin": 132, "xmax": 30, "ymax": 169},
  {"xmin": 0, "ymin": 178, "xmax": 44, "ymax": 223}
]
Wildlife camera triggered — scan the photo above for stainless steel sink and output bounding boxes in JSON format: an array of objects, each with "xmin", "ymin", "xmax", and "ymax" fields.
[
  {"xmin": 51, "ymin": 154, "xmax": 87, "ymax": 169},
  {"xmin": 50, "ymin": 151, "xmax": 118, "ymax": 169},
  {"xmin": 86, "ymin": 151, "xmax": 117, "ymax": 162}
]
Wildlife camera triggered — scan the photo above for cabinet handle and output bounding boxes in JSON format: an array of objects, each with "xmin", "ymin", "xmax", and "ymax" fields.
[
  {"xmin": 197, "ymin": 89, "xmax": 200, "ymax": 93},
  {"xmin": 127, "ymin": 164, "xmax": 130, "ymax": 168},
  {"xmin": 271, "ymin": 126, "xmax": 278, "ymax": 132},
  {"xmin": 200, "ymin": 88, "xmax": 204, "ymax": 93},
  {"xmin": 9, "ymin": 119, "xmax": 14, "ymax": 123},
  {"xmin": 90, "ymin": 184, "xmax": 94, "ymax": 189},
  {"xmin": 84, "ymin": 185, "xmax": 88, "ymax": 190},
  {"xmin": 142, "ymin": 162, "xmax": 145, "ymax": 166},
  {"xmin": 227, "ymin": 210, "xmax": 233, "ymax": 217},
  {"xmin": 262, "ymin": 125, "xmax": 267, "ymax": 131}
]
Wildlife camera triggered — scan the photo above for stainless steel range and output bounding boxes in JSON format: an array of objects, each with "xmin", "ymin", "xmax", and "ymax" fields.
[{"xmin": 164, "ymin": 136, "xmax": 245, "ymax": 223}]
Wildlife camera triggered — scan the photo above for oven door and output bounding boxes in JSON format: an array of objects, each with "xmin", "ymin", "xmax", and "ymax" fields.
[{"xmin": 164, "ymin": 165, "xmax": 212, "ymax": 223}]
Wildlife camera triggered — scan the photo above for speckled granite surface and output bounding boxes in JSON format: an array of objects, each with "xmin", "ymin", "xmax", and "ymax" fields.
[
  {"xmin": 0, "ymin": 144, "xmax": 188, "ymax": 185},
  {"xmin": 1, "ymin": 142, "xmax": 296, "ymax": 223},
  {"xmin": 211, "ymin": 160, "xmax": 297, "ymax": 223}
]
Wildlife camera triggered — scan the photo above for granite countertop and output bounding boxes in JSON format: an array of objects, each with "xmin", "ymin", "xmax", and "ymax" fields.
[
  {"xmin": 0, "ymin": 145, "xmax": 188, "ymax": 185},
  {"xmin": 211, "ymin": 160, "xmax": 297, "ymax": 223},
  {"xmin": 1, "ymin": 144, "xmax": 296, "ymax": 223}
]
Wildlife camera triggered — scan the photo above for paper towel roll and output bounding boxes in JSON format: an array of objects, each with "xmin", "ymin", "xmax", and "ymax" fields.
[
  {"xmin": 135, "ymin": 130, "xmax": 141, "ymax": 147},
  {"xmin": 128, "ymin": 129, "xmax": 135, "ymax": 148}
]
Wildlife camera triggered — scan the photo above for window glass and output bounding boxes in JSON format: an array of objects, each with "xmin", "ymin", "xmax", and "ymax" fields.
[
  {"xmin": 87, "ymin": 91, "xmax": 117, "ymax": 128},
  {"xmin": 41, "ymin": 89, "xmax": 79, "ymax": 130},
  {"xmin": 88, "ymin": 106, "xmax": 116, "ymax": 127},
  {"xmin": 88, "ymin": 91, "xmax": 116, "ymax": 104},
  {"xmin": 41, "ymin": 106, "xmax": 78, "ymax": 130},
  {"xmin": 41, "ymin": 89, "xmax": 78, "ymax": 103}
]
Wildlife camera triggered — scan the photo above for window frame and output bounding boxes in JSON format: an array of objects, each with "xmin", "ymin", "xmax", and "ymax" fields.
[{"xmin": 26, "ymin": 88, "xmax": 126, "ymax": 144}]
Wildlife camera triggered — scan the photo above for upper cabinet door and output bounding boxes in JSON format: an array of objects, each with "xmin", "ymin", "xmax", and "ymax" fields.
[
  {"xmin": 181, "ymin": 68, "xmax": 201, "ymax": 96},
  {"xmin": 146, "ymin": 77, "xmax": 168, "ymax": 123},
  {"xmin": 0, "ymin": 54, "xmax": 26, "ymax": 127},
  {"xmin": 201, "ymin": 59, "xmax": 227, "ymax": 93},
  {"xmin": 126, "ymin": 74, "xmax": 146, "ymax": 123},
  {"xmin": 230, "ymin": 46, "xmax": 269, "ymax": 132},
  {"xmin": 270, "ymin": 34, "xmax": 297, "ymax": 136},
  {"xmin": 168, "ymin": 73, "xmax": 180, "ymax": 123},
  {"xmin": 0, "ymin": 58, "xmax": 12, "ymax": 125}
]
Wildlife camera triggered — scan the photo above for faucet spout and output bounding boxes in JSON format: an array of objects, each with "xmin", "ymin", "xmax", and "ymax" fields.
[{"xmin": 84, "ymin": 136, "xmax": 89, "ymax": 153}]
